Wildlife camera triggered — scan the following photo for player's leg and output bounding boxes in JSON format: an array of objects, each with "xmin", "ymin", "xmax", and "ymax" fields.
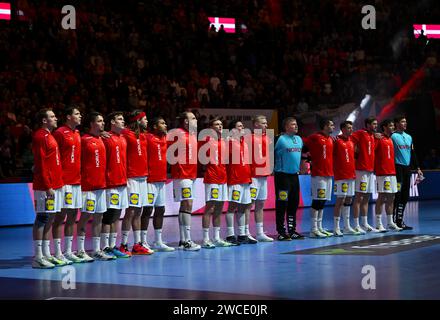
[
  {"xmin": 287, "ymin": 174, "xmax": 303, "ymax": 239},
  {"xmin": 275, "ymin": 172, "xmax": 290, "ymax": 240}
]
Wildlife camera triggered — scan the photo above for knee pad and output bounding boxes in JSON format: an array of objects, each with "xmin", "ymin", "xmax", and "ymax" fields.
[
  {"xmin": 311, "ymin": 200, "xmax": 325, "ymax": 210},
  {"xmin": 35, "ymin": 212, "xmax": 49, "ymax": 226}
]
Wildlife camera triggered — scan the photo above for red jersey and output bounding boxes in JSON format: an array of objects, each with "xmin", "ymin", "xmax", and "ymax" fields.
[
  {"xmin": 374, "ymin": 136, "xmax": 396, "ymax": 176},
  {"xmin": 122, "ymin": 129, "xmax": 148, "ymax": 178},
  {"xmin": 351, "ymin": 129, "xmax": 375, "ymax": 171},
  {"xmin": 103, "ymin": 132, "xmax": 127, "ymax": 188},
  {"xmin": 333, "ymin": 135, "xmax": 355, "ymax": 180},
  {"xmin": 251, "ymin": 132, "xmax": 272, "ymax": 177},
  {"xmin": 146, "ymin": 132, "xmax": 168, "ymax": 183},
  {"xmin": 201, "ymin": 136, "xmax": 227, "ymax": 184},
  {"xmin": 303, "ymin": 133, "xmax": 334, "ymax": 177},
  {"xmin": 32, "ymin": 128, "xmax": 64, "ymax": 190},
  {"xmin": 169, "ymin": 128, "xmax": 198, "ymax": 179},
  {"xmin": 227, "ymin": 137, "xmax": 252, "ymax": 185},
  {"xmin": 81, "ymin": 134, "xmax": 107, "ymax": 191},
  {"xmin": 53, "ymin": 125, "xmax": 81, "ymax": 185}
]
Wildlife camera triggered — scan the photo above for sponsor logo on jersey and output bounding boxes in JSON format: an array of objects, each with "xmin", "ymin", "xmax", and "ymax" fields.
[
  {"xmin": 232, "ymin": 190, "xmax": 241, "ymax": 201},
  {"xmin": 130, "ymin": 193, "xmax": 139, "ymax": 205},
  {"xmin": 64, "ymin": 192, "xmax": 73, "ymax": 205},
  {"xmin": 86, "ymin": 199, "xmax": 95, "ymax": 212},
  {"xmin": 278, "ymin": 190, "xmax": 288, "ymax": 201},
  {"xmin": 181, "ymin": 187, "xmax": 192, "ymax": 199},
  {"xmin": 110, "ymin": 193, "xmax": 119, "ymax": 205},
  {"xmin": 148, "ymin": 193, "xmax": 154, "ymax": 204},
  {"xmin": 342, "ymin": 183, "xmax": 349, "ymax": 193},
  {"xmin": 250, "ymin": 187, "xmax": 257, "ymax": 199},
  {"xmin": 384, "ymin": 180, "xmax": 391, "ymax": 191},
  {"xmin": 317, "ymin": 188, "xmax": 326, "ymax": 198},
  {"xmin": 360, "ymin": 182, "xmax": 367, "ymax": 191},
  {"xmin": 45, "ymin": 198, "xmax": 55, "ymax": 211},
  {"xmin": 397, "ymin": 182, "xmax": 401, "ymax": 191},
  {"xmin": 210, "ymin": 188, "xmax": 219, "ymax": 199}
]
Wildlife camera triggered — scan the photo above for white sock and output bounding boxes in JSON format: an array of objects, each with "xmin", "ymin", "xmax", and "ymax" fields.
[
  {"xmin": 353, "ymin": 217, "xmax": 360, "ymax": 228},
  {"xmin": 110, "ymin": 233, "xmax": 117, "ymax": 248},
  {"xmin": 214, "ymin": 227, "xmax": 221, "ymax": 241},
  {"xmin": 238, "ymin": 225, "xmax": 246, "ymax": 236},
  {"xmin": 334, "ymin": 217, "xmax": 340, "ymax": 231},
  {"xmin": 34, "ymin": 240, "xmax": 43, "ymax": 259},
  {"xmin": 203, "ymin": 228, "xmax": 210, "ymax": 242},
  {"xmin": 245, "ymin": 224, "xmax": 250, "ymax": 235},
  {"xmin": 54, "ymin": 238, "xmax": 62, "ymax": 256},
  {"xmin": 387, "ymin": 214, "xmax": 394, "ymax": 225},
  {"xmin": 155, "ymin": 229, "xmax": 163, "ymax": 244},
  {"xmin": 342, "ymin": 206, "xmax": 350, "ymax": 229},
  {"xmin": 311, "ymin": 209, "xmax": 318, "ymax": 231},
  {"xmin": 179, "ymin": 225, "xmax": 186, "ymax": 242},
  {"xmin": 121, "ymin": 231, "xmax": 129, "ymax": 245},
  {"xmin": 185, "ymin": 225, "xmax": 192, "ymax": 241},
  {"xmin": 361, "ymin": 215, "xmax": 368, "ymax": 226},
  {"xmin": 376, "ymin": 215, "xmax": 383, "ymax": 227},
  {"xmin": 256, "ymin": 222, "xmax": 264, "ymax": 236},
  {"xmin": 43, "ymin": 240, "xmax": 51, "ymax": 257},
  {"xmin": 317, "ymin": 209, "xmax": 324, "ymax": 230},
  {"xmin": 101, "ymin": 233, "xmax": 109, "ymax": 249},
  {"xmin": 141, "ymin": 230, "xmax": 148, "ymax": 244},
  {"xmin": 237, "ymin": 212, "xmax": 246, "ymax": 235},
  {"xmin": 134, "ymin": 230, "xmax": 141, "ymax": 244},
  {"xmin": 65, "ymin": 236, "xmax": 73, "ymax": 254},
  {"xmin": 92, "ymin": 237, "xmax": 101, "ymax": 253},
  {"xmin": 78, "ymin": 235, "xmax": 85, "ymax": 252}
]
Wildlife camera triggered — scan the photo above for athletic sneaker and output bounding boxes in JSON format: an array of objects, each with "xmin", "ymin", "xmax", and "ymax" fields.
[
  {"xmin": 106, "ymin": 247, "xmax": 130, "ymax": 259},
  {"xmin": 132, "ymin": 243, "xmax": 154, "ymax": 255},
  {"xmin": 213, "ymin": 239, "xmax": 233, "ymax": 247},
  {"xmin": 118, "ymin": 244, "xmax": 132, "ymax": 256},
  {"xmin": 333, "ymin": 229, "xmax": 343, "ymax": 237},
  {"xmin": 152, "ymin": 242, "xmax": 175, "ymax": 252},
  {"xmin": 64, "ymin": 252, "xmax": 85, "ymax": 263},
  {"xmin": 202, "ymin": 240, "xmax": 216, "ymax": 249},
  {"xmin": 183, "ymin": 240, "xmax": 201, "ymax": 251},
  {"xmin": 388, "ymin": 222, "xmax": 403, "ymax": 231},
  {"xmin": 376, "ymin": 225, "xmax": 388, "ymax": 233},
  {"xmin": 256, "ymin": 233, "xmax": 274, "ymax": 242},
  {"xmin": 319, "ymin": 228, "xmax": 334, "ymax": 237},
  {"xmin": 55, "ymin": 254, "xmax": 73, "ymax": 265},
  {"xmin": 92, "ymin": 250, "xmax": 116, "ymax": 261},
  {"xmin": 361, "ymin": 224, "xmax": 380, "ymax": 233},
  {"xmin": 289, "ymin": 231, "xmax": 305, "ymax": 240},
  {"xmin": 237, "ymin": 235, "xmax": 258, "ymax": 244},
  {"xmin": 353, "ymin": 226, "xmax": 367, "ymax": 234},
  {"xmin": 310, "ymin": 229, "xmax": 327, "ymax": 238},
  {"xmin": 396, "ymin": 221, "xmax": 413, "ymax": 230},
  {"xmin": 76, "ymin": 250, "xmax": 95, "ymax": 263},
  {"xmin": 247, "ymin": 234, "xmax": 258, "ymax": 242},
  {"xmin": 141, "ymin": 242, "xmax": 154, "ymax": 253},
  {"xmin": 46, "ymin": 255, "xmax": 67, "ymax": 267},
  {"xmin": 343, "ymin": 227, "xmax": 362, "ymax": 235},
  {"xmin": 225, "ymin": 235, "xmax": 241, "ymax": 246},
  {"xmin": 277, "ymin": 233, "xmax": 292, "ymax": 241},
  {"xmin": 178, "ymin": 240, "xmax": 186, "ymax": 250},
  {"xmin": 32, "ymin": 257, "xmax": 55, "ymax": 269}
]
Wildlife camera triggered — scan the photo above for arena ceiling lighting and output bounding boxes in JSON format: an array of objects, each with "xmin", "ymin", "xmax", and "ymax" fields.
[
  {"xmin": 208, "ymin": 17, "xmax": 236, "ymax": 33},
  {"xmin": 413, "ymin": 24, "xmax": 440, "ymax": 39}
]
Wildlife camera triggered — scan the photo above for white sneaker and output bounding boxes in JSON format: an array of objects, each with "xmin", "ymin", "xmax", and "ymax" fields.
[
  {"xmin": 152, "ymin": 242, "xmax": 175, "ymax": 252},
  {"xmin": 256, "ymin": 233, "xmax": 274, "ymax": 242},
  {"xmin": 388, "ymin": 222, "xmax": 403, "ymax": 231},
  {"xmin": 212, "ymin": 239, "xmax": 233, "ymax": 247},
  {"xmin": 55, "ymin": 254, "xmax": 73, "ymax": 265},
  {"xmin": 319, "ymin": 228, "xmax": 333, "ymax": 237},
  {"xmin": 64, "ymin": 252, "xmax": 85, "ymax": 263},
  {"xmin": 310, "ymin": 229, "xmax": 327, "ymax": 238},
  {"xmin": 353, "ymin": 226, "xmax": 367, "ymax": 234},
  {"xmin": 183, "ymin": 240, "xmax": 201, "ymax": 251},
  {"xmin": 334, "ymin": 229, "xmax": 343, "ymax": 237},
  {"xmin": 32, "ymin": 257, "xmax": 55, "ymax": 269},
  {"xmin": 344, "ymin": 226, "xmax": 362, "ymax": 235},
  {"xmin": 247, "ymin": 234, "xmax": 258, "ymax": 242},
  {"xmin": 361, "ymin": 223, "xmax": 379, "ymax": 233},
  {"xmin": 92, "ymin": 250, "xmax": 116, "ymax": 261},
  {"xmin": 376, "ymin": 224, "xmax": 387, "ymax": 233},
  {"xmin": 202, "ymin": 240, "xmax": 216, "ymax": 249},
  {"xmin": 76, "ymin": 250, "xmax": 95, "ymax": 263}
]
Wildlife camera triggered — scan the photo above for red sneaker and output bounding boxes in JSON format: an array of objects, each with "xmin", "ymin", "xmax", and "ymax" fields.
[
  {"xmin": 118, "ymin": 244, "xmax": 133, "ymax": 257},
  {"xmin": 132, "ymin": 243, "xmax": 154, "ymax": 255}
]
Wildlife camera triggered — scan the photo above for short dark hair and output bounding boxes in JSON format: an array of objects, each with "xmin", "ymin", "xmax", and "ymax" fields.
[
  {"xmin": 177, "ymin": 111, "xmax": 193, "ymax": 127},
  {"xmin": 380, "ymin": 119, "xmax": 393, "ymax": 131},
  {"xmin": 228, "ymin": 120, "xmax": 242, "ymax": 131},
  {"xmin": 35, "ymin": 108, "xmax": 52, "ymax": 126},
  {"xmin": 150, "ymin": 116, "xmax": 165, "ymax": 130},
  {"xmin": 63, "ymin": 104, "xmax": 80, "ymax": 119},
  {"xmin": 319, "ymin": 118, "xmax": 333, "ymax": 130},
  {"xmin": 282, "ymin": 117, "xmax": 297, "ymax": 130},
  {"xmin": 106, "ymin": 111, "xmax": 124, "ymax": 130},
  {"xmin": 364, "ymin": 116, "xmax": 377, "ymax": 127},
  {"xmin": 340, "ymin": 120, "xmax": 353, "ymax": 130},
  {"xmin": 209, "ymin": 116, "xmax": 223, "ymax": 127},
  {"xmin": 84, "ymin": 111, "xmax": 103, "ymax": 129},
  {"xmin": 394, "ymin": 115, "xmax": 406, "ymax": 124}
]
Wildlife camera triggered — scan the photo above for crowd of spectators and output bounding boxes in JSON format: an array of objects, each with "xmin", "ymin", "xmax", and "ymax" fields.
[{"xmin": 1, "ymin": 0, "xmax": 439, "ymax": 179}]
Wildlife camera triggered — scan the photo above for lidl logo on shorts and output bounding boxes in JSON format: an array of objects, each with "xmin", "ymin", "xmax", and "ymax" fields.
[
  {"xmin": 317, "ymin": 189, "xmax": 326, "ymax": 199},
  {"xmin": 250, "ymin": 187, "xmax": 257, "ymax": 199},
  {"xmin": 45, "ymin": 198, "xmax": 55, "ymax": 211},
  {"xmin": 148, "ymin": 193, "xmax": 154, "ymax": 204},
  {"xmin": 211, "ymin": 188, "xmax": 219, "ymax": 199},
  {"xmin": 86, "ymin": 199, "xmax": 95, "ymax": 212},
  {"xmin": 130, "ymin": 193, "xmax": 139, "ymax": 205},
  {"xmin": 232, "ymin": 190, "xmax": 241, "ymax": 201},
  {"xmin": 360, "ymin": 182, "xmax": 367, "ymax": 191},
  {"xmin": 397, "ymin": 183, "xmax": 401, "ymax": 192},
  {"xmin": 342, "ymin": 183, "xmax": 348, "ymax": 193},
  {"xmin": 384, "ymin": 181, "xmax": 391, "ymax": 191},
  {"xmin": 181, "ymin": 187, "xmax": 192, "ymax": 199},
  {"xmin": 64, "ymin": 192, "xmax": 73, "ymax": 205},
  {"xmin": 278, "ymin": 190, "xmax": 288, "ymax": 201},
  {"xmin": 110, "ymin": 193, "xmax": 119, "ymax": 205}
]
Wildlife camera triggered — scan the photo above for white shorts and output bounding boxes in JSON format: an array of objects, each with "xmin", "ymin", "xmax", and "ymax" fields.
[
  {"xmin": 173, "ymin": 179, "xmax": 195, "ymax": 202},
  {"xmin": 311, "ymin": 176, "xmax": 333, "ymax": 201},
  {"xmin": 106, "ymin": 186, "xmax": 129, "ymax": 209},
  {"xmin": 146, "ymin": 182, "xmax": 166, "ymax": 207},
  {"xmin": 334, "ymin": 179, "xmax": 355, "ymax": 197},
  {"xmin": 34, "ymin": 187, "xmax": 63, "ymax": 213},
  {"xmin": 82, "ymin": 189, "xmax": 107, "ymax": 214},
  {"xmin": 127, "ymin": 177, "xmax": 148, "ymax": 207},
  {"xmin": 355, "ymin": 170, "xmax": 376, "ymax": 193},
  {"xmin": 205, "ymin": 183, "xmax": 228, "ymax": 202},
  {"xmin": 250, "ymin": 177, "xmax": 268, "ymax": 201},
  {"xmin": 376, "ymin": 176, "xmax": 398, "ymax": 193},
  {"xmin": 61, "ymin": 184, "xmax": 82, "ymax": 209},
  {"xmin": 228, "ymin": 184, "xmax": 252, "ymax": 205}
]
